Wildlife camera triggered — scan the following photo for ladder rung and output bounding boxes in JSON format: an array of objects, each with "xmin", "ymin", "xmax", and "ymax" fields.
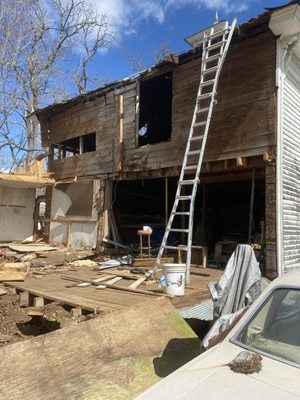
[
  {"xmin": 205, "ymin": 40, "xmax": 226, "ymax": 51},
  {"xmin": 174, "ymin": 212, "xmax": 190, "ymax": 216},
  {"xmin": 202, "ymin": 66, "xmax": 218, "ymax": 75},
  {"xmin": 178, "ymin": 195, "xmax": 192, "ymax": 200},
  {"xmin": 191, "ymin": 135, "xmax": 204, "ymax": 141},
  {"xmin": 204, "ymin": 53, "xmax": 223, "ymax": 63},
  {"xmin": 169, "ymin": 229, "xmax": 189, "ymax": 233},
  {"xmin": 200, "ymin": 79, "xmax": 215, "ymax": 88},
  {"xmin": 196, "ymin": 107, "xmax": 209, "ymax": 114},
  {"xmin": 184, "ymin": 165, "xmax": 197, "ymax": 170},
  {"xmin": 163, "ymin": 245, "xmax": 186, "ymax": 251},
  {"xmin": 179, "ymin": 179, "xmax": 198, "ymax": 185},
  {"xmin": 205, "ymin": 27, "xmax": 230, "ymax": 41},
  {"xmin": 187, "ymin": 150, "xmax": 201, "ymax": 156},
  {"xmin": 193, "ymin": 121, "xmax": 206, "ymax": 128},
  {"xmin": 197, "ymin": 92, "xmax": 213, "ymax": 100},
  {"xmin": 163, "ymin": 248, "xmax": 188, "ymax": 253}
]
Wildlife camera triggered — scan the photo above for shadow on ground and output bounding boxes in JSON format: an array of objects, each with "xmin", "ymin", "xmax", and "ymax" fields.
[{"xmin": 153, "ymin": 337, "xmax": 202, "ymax": 378}]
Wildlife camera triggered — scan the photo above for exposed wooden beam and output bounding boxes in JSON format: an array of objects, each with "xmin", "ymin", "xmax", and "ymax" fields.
[{"xmin": 0, "ymin": 173, "xmax": 54, "ymax": 187}]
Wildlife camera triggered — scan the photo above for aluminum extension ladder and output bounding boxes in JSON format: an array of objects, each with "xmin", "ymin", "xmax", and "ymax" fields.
[{"xmin": 154, "ymin": 18, "xmax": 237, "ymax": 285}]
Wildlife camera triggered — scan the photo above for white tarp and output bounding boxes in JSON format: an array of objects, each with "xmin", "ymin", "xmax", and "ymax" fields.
[
  {"xmin": 208, "ymin": 244, "xmax": 261, "ymax": 318},
  {"xmin": 203, "ymin": 244, "xmax": 262, "ymax": 349}
]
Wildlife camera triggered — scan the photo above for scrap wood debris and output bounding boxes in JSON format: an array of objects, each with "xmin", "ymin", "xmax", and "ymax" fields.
[
  {"xmin": 68, "ymin": 259, "xmax": 98, "ymax": 268},
  {"xmin": 0, "ymin": 242, "xmax": 97, "ymax": 276}
]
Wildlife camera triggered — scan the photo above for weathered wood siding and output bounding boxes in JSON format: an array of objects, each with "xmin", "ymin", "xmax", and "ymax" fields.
[
  {"xmin": 281, "ymin": 56, "xmax": 300, "ymax": 271},
  {"xmin": 48, "ymin": 31, "xmax": 276, "ymax": 180},
  {"xmin": 123, "ymin": 31, "xmax": 277, "ymax": 174},
  {"xmin": 48, "ymin": 88, "xmax": 135, "ymax": 178}
]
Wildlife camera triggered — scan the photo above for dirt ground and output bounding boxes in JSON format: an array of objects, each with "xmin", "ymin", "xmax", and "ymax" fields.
[
  {"xmin": 0, "ymin": 288, "xmax": 31, "ymax": 346},
  {"xmin": 0, "ymin": 245, "xmax": 98, "ymax": 347},
  {"xmin": 0, "ymin": 287, "xmax": 80, "ymax": 347}
]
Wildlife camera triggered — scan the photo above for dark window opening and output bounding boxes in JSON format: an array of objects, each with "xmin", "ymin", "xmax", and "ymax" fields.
[
  {"xmin": 61, "ymin": 137, "xmax": 80, "ymax": 158},
  {"xmin": 83, "ymin": 132, "xmax": 96, "ymax": 153},
  {"xmin": 53, "ymin": 132, "xmax": 96, "ymax": 159},
  {"xmin": 138, "ymin": 71, "xmax": 173, "ymax": 146}
]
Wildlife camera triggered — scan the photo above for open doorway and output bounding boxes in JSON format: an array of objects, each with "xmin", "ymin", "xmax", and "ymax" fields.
[{"xmin": 112, "ymin": 177, "xmax": 265, "ymax": 266}]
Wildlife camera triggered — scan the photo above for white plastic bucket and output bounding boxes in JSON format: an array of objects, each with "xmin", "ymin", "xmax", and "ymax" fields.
[{"xmin": 163, "ymin": 263, "xmax": 186, "ymax": 296}]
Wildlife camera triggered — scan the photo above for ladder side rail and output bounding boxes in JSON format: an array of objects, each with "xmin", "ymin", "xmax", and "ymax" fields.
[
  {"xmin": 177, "ymin": 29, "xmax": 211, "ymax": 182},
  {"xmin": 185, "ymin": 19, "xmax": 237, "ymax": 283},
  {"xmin": 185, "ymin": 26, "xmax": 216, "ymax": 284}
]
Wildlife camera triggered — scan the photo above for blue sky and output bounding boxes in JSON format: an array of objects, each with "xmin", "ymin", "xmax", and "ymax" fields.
[{"xmin": 91, "ymin": 0, "xmax": 286, "ymax": 82}]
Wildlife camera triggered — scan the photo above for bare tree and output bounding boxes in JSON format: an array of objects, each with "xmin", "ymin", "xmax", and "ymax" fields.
[
  {"xmin": 0, "ymin": 0, "xmax": 115, "ymax": 170},
  {"xmin": 125, "ymin": 41, "xmax": 174, "ymax": 73}
]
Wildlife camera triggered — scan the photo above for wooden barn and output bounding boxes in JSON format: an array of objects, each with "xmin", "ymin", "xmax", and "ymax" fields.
[{"xmin": 34, "ymin": 1, "xmax": 300, "ymax": 277}]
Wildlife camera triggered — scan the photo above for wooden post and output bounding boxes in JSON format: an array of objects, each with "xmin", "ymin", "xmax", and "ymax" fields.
[
  {"xmin": 165, "ymin": 177, "xmax": 168, "ymax": 229},
  {"xmin": 248, "ymin": 169, "xmax": 255, "ymax": 244},
  {"xmin": 19, "ymin": 291, "xmax": 29, "ymax": 308},
  {"xmin": 79, "ymin": 136, "xmax": 83, "ymax": 154},
  {"xmin": 96, "ymin": 178, "xmax": 106, "ymax": 251},
  {"xmin": 33, "ymin": 297, "xmax": 45, "ymax": 307},
  {"xmin": 103, "ymin": 180, "xmax": 114, "ymax": 244},
  {"xmin": 58, "ymin": 144, "xmax": 62, "ymax": 159},
  {"xmin": 202, "ymin": 184, "xmax": 207, "ymax": 230},
  {"xmin": 114, "ymin": 95, "xmax": 124, "ymax": 172},
  {"xmin": 67, "ymin": 221, "xmax": 71, "ymax": 248}
]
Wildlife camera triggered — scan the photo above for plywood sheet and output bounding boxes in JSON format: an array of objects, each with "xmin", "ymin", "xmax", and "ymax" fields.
[
  {"xmin": 8, "ymin": 244, "xmax": 57, "ymax": 253},
  {"xmin": 0, "ymin": 298, "xmax": 200, "ymax": 400}
]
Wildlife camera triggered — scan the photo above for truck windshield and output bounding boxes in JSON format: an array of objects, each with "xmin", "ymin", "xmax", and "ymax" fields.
[{"xmin": 234, "ymin": 288, "xmax": 300, "ymax": 367}]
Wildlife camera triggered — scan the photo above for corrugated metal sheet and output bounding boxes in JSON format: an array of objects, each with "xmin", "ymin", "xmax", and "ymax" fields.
[
  {"xmin": 282, "ymin": 58, "xmax": 300, "ymax": 271},
  {"xmin": 179, "ymin": 299, "xmax": 213, "ymax": 321}
]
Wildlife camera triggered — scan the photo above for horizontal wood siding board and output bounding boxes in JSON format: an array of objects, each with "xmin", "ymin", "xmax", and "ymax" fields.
[{"xmin": 281, "ymin": 67, "xmax": 300, "ymax": 272}]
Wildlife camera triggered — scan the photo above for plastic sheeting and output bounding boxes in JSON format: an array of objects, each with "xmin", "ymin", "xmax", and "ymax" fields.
[
  {"xmin": 203, "ymin": 244, "xmax": 263, "ymax": 349},
  {"xmin": 208, "ymin": 244, "xmax": 261, "ymax": 319}
]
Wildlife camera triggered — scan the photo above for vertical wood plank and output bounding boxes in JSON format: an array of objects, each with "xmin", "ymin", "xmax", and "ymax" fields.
[{"xmin": 114, "ymin": 94, "xmax": 124, "ymax": 172}]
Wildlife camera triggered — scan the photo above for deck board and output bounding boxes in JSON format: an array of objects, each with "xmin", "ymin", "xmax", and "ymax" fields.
[{"xmin": 7, "ymin": 267, "xmax": 223, "ymax": 312}]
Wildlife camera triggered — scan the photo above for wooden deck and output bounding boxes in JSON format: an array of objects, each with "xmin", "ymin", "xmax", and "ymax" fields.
[{"xmin": 7, "ymin": 267, "xmax": 223, "ymax": 313}]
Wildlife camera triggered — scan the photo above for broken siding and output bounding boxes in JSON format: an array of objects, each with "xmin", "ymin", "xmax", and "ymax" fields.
[
  {"xmin": 281, "ymin": 56, "xmax": 300, "ymax": 271},
  {"xmin": 122, "ymin": 31, "xmax": 277, "ymax": 173},
  {"xmin": 46, "ymin": 32, "xmax": 276, "ymax": 181},
  {"xmin": 49, "ymin": 180, "xmax": 100, "ymax": 247},
  {"xmin": 48, "ymin": 83, "xmax": 137, "ymax": 179}
]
